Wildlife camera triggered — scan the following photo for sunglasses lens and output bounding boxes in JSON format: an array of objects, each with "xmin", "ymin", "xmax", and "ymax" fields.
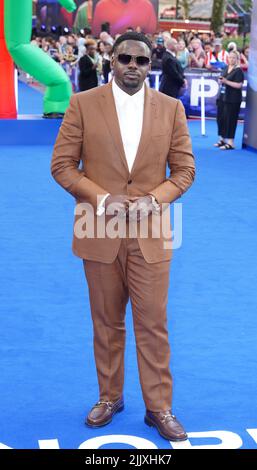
[
  {"xmin": 136, "ymin": 56, "xmax": 150, "ymax": 66},
  {"xmin": 117, "ymin": 54, "xmax": 131, "ymax": 64},
  {"xmin": 117, "ymin": 54, "xmax": 150, "ymax": 66}
]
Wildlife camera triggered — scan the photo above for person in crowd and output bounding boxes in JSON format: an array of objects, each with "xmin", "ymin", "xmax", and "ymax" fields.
[
  {"xmin": 162, "ymin": 30, "xmax": 172, "ymax": 45},
  {"xmin": 201, "ymin": 32, "xmax": 212, "ymax": 43},
  {"xmin": 32, "ymin": 36, "xmax": 42, "ymax": 48},
  {"xmin": 61, "ymin": 45, "xmax": 78, "ymax": 91},
  {"xmin": 77, "ymin": 37, "xmax": 86, "ymax": 59},
  {"xmin": 31, "ymin": 39, "xmax": 38, "ymax": 47},
  {"xmin": 209, "ymin": 30, "xmax": 216, "ymax": 42},
  {"xmin": 99, "ymin": 31, "xmax": 114, "ymax": 45},
  {"xmin": 204, "ymin": 41, "xmax": 212, "ymax": 67},
  {"xmin": 205, "ymin": 38, "xmax": 228, "ymax": 70},
  {"xmin": 67, "ymin": 35, "xmax": 75, "ymax": 47},
  {"xmin": 184, "ymin": 30, "xmax": 195, "ymax": 45},
  {"xmin": 57, "ymin": 35, "xmax": 68, "ymax": 55},
  {"xmin": 62, "ymin": 45, "xmax": 77, "ymax": 64},
  {"xmin": 176, "ymin": 39, "xmax": 189, "ymax": 70},
  {"xmin": 214, "ymin": 50, "xmax": 244, "ymax": 150},
  {"xmin": 97, "ymin": 40, "xmax": 105, "ymax": 56},
  {"xmin": 227, "ymin": 41, "xmax": 237, "ymax": 53},
  {"xmin": 188, "ymin": 37, "xmax": 206, "ymax": 68},
  {"xmin": 40, "ymin": 37, "xmax": 50, "ymax": 52},
  {"xmin": 159, "ymin": 37, "xmax": 186, "ymax": 98},
  {"xmin": 78, "ymin": 39, "xmax": 99, "ymax": 91},
  {"xmin": 149, "ymin": 35, "xmax": 166, "ymax": 88},
  {"xmin": 151, "ymin": 36, "xmax": 166, "ymax": 71},
  {"xmin": 46, "ymin": 39, "xmax": 62, "ymax": 63},
  {"xmin": 95, "ymin": 48, "xmax": 103, "ymax": 84},
  {"xmin": 213, "ymin": 38, "xmax": 228, "ymax": 64},
  {"xmin": 240, "ymin": 46, "xmax": 249, "ymax": 72},
  {"xmin": 67, "ymin": 34, "xmax": 78, "ymax": 55},
  {"xmin": 102, "ymin": 40, "xmax": 113, "ymax": 83}
]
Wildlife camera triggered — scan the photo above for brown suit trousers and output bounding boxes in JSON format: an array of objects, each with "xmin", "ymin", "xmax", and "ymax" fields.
[{"xmin": 83, "ymin": 237, "xmax": 172, "ymax": 412}]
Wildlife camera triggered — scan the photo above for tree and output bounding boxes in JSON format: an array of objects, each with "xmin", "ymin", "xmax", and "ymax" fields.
[
  {"xmin": 180, "ymin": 0, "xmax": 194, "ymax": 20},
  {"xmin": 242, "ymin": 0, "xmax": 253, "ymax": 12},
  {"xmin": 210, "ymin": 0, "xmax": 226, "ymax": 34}
]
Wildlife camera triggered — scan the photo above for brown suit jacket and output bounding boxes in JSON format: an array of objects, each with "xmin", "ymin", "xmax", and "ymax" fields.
[{"xmin": 51, "ymin": 79, "xmax": 195, "ymax": 263}]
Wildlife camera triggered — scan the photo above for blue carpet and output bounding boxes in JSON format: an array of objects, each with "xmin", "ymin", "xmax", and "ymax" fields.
[
  {"xmin": 18, "ymin": 81, "xmax": 43, "ymax": 115},
  {"xmin": 0, "ymin": 121, "xmax": 257, "ymax": 449}
]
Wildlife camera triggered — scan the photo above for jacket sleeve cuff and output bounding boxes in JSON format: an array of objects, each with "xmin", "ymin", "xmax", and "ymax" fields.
[{"xmin": 96, "ymin": 193, "xmax": 110, "ymax": 216}]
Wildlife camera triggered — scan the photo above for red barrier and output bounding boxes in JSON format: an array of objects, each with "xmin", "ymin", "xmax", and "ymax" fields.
[{"xmin": 0, "ymin": 0, "xmax": 17, "ymax": 119}]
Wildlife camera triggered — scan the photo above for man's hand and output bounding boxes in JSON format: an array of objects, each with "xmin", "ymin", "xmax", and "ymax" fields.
[
  {"xmin": 103, "ymin": 195, "xmax": 160, "ymax": 221},
  {"xmin": 128, "ymin": 195, "xmax": 157, "ymax": 222},
  {"xmin": 105, "ymin": 194, "xmax": 130, "ymax": 218}
]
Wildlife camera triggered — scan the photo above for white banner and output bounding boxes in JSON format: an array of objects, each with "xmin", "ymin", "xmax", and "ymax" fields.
[{"xmin": 159, "ymin": 0, "xmax": 213, "ymax": 20}]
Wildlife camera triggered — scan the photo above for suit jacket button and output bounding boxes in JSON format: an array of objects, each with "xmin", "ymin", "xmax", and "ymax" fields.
[{"xmin": 128, "ymin": 179, "xmax": 132, "ymax": 184}]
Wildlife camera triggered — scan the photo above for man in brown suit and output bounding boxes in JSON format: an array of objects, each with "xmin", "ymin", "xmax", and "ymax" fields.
[{"xmin": 51, "ymin": 32, "xmax": 195, "ymax": 442}]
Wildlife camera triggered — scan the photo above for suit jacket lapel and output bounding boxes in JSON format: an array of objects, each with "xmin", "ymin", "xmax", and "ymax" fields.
[
  {"xmin": 98, "ymin": 80, "xmax": 129, "ymax": 174},
  {"xmin": 130, "ymin": 83, "xmax": 156, "ymax": 177}
]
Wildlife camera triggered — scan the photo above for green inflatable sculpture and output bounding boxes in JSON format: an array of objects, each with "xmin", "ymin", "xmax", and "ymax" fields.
[{"xmin": 4, "ymin": 0, "xmax": 77, "ymax": 117}]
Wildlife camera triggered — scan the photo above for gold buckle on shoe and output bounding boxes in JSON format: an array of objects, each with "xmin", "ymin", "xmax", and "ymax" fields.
[
  {"xmin": 96, "ymin": 400, "xmax": 113, "ymax": 409},
  {"xmin": 160, "ymin": 412, "xmax": 176, "ymax": 423}
]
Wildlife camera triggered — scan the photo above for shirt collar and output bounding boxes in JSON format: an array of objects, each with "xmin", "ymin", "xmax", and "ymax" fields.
[
  {"xmin": 112, "ymin": 78, "xmax": 145, "ymax": 106},
  {"xmin": 166, "ymin": 49, "xmax": 176, "ymax": 57}
]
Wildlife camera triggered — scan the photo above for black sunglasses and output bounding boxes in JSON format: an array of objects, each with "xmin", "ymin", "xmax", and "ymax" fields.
[{"xmin": 117, "ymin": 54, "xmax": 151, "ymax": 66}]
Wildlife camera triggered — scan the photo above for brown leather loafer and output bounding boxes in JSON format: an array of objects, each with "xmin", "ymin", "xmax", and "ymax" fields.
[
  {"xmin": 85, "ymin": 397, "xmax": 124, "ymax": 427},
  {"xmin": 144, "ymin": 409, "xmax": 188, "ymax": 441}
]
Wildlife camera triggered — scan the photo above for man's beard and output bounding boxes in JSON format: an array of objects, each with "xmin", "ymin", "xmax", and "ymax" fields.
[{"xmin": 123, "ymin": 77, "xmax": 140, "ymax": 88}]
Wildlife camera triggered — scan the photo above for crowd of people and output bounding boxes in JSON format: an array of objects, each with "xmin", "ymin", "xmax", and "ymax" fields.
[
  {"xmin": 30, "ymin": 27, "xmax": 249, "ymax": 93},
  {"xmin": 29, "ymin": 27, "xmax": 247, "ymax": 150}
]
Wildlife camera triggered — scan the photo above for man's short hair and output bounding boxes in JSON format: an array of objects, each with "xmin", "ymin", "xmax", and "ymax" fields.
[
  {"xmin": 112, "ymin": 32, "xmax": 153, "ymax": 54},
  {"xmin": 85, "ymin": 38, "xmax": 97, "ymax": 47}
]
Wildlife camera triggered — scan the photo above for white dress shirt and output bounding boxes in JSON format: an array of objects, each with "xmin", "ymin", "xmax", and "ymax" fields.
[
  {"xmin": 112, "ymin": 77, "xmax": 145, "ymax": 172},
  {"xmin": 97, "ymin": 78, "xmax": 145, "ymax": 215}
]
